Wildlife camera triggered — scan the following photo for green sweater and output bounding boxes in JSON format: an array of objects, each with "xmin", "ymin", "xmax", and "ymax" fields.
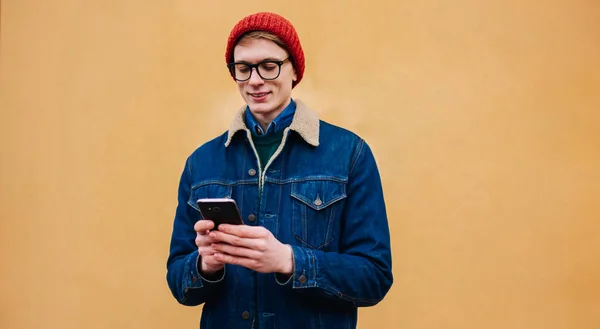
[{"xmin": 252, "ymin": 130, "xmax": 284, "ymax": 170}]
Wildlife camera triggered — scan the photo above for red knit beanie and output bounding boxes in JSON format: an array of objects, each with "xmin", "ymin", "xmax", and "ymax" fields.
[{"xmin": 225, "ymin": 12, "xmax": 305, "ymax": 88}]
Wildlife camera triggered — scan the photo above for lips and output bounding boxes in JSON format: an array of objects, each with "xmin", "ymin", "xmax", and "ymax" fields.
[
  {"xmin": 249, "ymin": 92, "xmax": 269, "ymax": 97},
  {"xmin": 248, "ymin": 91, "xmax": 270, "ymax": 102}
]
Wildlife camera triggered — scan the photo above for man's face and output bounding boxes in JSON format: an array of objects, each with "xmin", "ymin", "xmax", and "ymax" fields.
[{"xmin": 233, "ymin": 38, "xmax": 297, "ymax": 122}]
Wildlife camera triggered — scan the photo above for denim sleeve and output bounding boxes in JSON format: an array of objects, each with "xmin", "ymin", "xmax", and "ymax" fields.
[
  {"xmin": 286, "ymin": 140, "xmax": 394, "ymax": 307},
  {"xmin": 166, "ymin": 157, "xmax": 225, "ymax": 306}
]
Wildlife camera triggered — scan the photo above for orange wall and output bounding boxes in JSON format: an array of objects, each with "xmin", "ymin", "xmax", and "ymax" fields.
[{"xmin": 1, "ymin": 1, "xmax": 599, "ymax": 328}]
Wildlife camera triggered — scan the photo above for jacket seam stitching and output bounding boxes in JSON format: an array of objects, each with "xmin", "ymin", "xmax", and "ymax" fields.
[{"xmin": 348, "ymin": 139, "xmax": 365, "ymax": 176}]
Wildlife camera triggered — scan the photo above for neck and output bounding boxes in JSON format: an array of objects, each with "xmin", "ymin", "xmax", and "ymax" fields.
[{"xmin": 251, "ymin": 98, "xmax": 291, "ymax": 131}]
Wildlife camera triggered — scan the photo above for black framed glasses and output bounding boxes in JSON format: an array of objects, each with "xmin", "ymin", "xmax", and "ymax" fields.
[{"xmin": 227, "ymin": 57, "xmax": 290, "ymax": 82}]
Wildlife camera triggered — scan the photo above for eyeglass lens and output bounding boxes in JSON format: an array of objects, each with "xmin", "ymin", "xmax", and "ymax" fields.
[{"xmin": 232, "ymin": 61, "xmax": 282, "ymax": 81}]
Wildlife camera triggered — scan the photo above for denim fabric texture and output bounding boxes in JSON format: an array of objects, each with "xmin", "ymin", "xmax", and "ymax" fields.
[{"xmin": 166, "ymin": 99, "xmax": 393, "ymax": 329}]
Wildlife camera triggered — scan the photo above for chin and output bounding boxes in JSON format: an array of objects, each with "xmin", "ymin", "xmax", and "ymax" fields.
[{"xmin": 248, "ymin": 102, "xmax": 277, "ymax": 115}]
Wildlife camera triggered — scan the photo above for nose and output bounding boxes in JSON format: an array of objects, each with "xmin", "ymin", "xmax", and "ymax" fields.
[{"xmin": 248, "ymin": 67, "xmax": 265, "ymax": 86}]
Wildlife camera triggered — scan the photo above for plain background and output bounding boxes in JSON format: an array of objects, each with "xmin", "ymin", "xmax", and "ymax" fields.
[{"xmin": 1, "ymin": 0, "xmax": 599, "ymax": 328}]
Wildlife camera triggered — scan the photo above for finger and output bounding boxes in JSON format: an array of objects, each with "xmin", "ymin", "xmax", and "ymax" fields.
[
  {"xmin": 209, "ymin": 231, "xmax": 267, "ymax": 251},
  {"xmin": 218, "ymin": 224, "xmax": 266, "ymax": 238},
  {"xmin": 200, "ymin": 252, "xmax": 225, "ymax": 272},
  {"xmin": 195, "ymin": 233, "xmax": 216, "ymax": 248},
  {"xmin": 197, "ymin": 245, "xmax": 216, "ymax": 257},
  {"xmin": 214, "ymin": 253, "xmax": 260, "ymax": 270},
  {"xmin": 194, "ymin": 220, "xmax": 215, "ymax": 233},
  {"xmin": 202, "ymin": 254, "xmax": 225, "ymax": 267},
  {"xmin": 212, "ymin": 242, "xmax": 262, "ymax": 259}
]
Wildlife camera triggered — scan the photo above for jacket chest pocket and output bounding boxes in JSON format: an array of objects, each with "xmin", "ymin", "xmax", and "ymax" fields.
[
  {"xmin": 187, "ymin": 183, "xmax": 233, "ymax": 213},
  {"xmin": 290, "ymin": 179, "xmax": 347, "ymax": 250}
]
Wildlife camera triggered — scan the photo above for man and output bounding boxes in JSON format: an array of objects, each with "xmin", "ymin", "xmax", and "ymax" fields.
[{"xmin": 166, "ymin": 12, "xmax": 393, "ymax": 329}]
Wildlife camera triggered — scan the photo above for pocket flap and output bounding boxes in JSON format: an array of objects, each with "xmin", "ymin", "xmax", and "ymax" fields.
[
  {"xmin": 291, "ymin": 180, "xmax": 347, "ymax": 211},
  {"xmin": 188, "ymin": 183, "xmax": 233, "ymax": 212}
]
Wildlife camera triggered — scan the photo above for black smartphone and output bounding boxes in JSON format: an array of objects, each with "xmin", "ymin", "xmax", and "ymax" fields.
[{"xmin": 196, "ymin": 198, "xmax": 244, "ymax": 230}]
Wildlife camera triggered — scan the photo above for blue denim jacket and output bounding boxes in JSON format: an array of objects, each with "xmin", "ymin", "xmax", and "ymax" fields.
[{"xmin": 166, "ymin": 100, "xmax": 393, "ymax": 329}]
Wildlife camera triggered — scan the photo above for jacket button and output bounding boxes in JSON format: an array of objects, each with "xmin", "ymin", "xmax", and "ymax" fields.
[
  {"xmin": 314, "ymin": 197, "xmax": 323, "ymax": 206},
  {"xmin": 241, "ymin": 311, "xmax": 250, "ymax": 320},
  {"xmin": 248, "ymin": 169, "xmax": 257, "ymax": 176},
  {"xmin": 298, "ymin": 274, "xmax": 307, "ymax": 284},
  {"xmin": 248, "ymin": 214, "xmax": 256, "ymax": 222}
]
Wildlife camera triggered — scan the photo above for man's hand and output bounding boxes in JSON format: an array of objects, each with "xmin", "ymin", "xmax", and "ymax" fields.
[
  {"xmin": 209, "ymin": 224, "xmax": 294, "ymax": 274},
  {"xmin": 194, "ymin": 220, "xmax": 225, "ymax": 276}
]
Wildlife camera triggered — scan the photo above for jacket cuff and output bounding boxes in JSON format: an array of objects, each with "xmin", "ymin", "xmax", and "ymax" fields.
[
  {"xmin": 290, "ymin": 245, "xmax": 317, "ymax": 289},
  {"xmin": 196, "ymin": 253, "xmax": 226, "ymax": 283},
  {"xmin": 183, "ymin": 251, "xmax": 205, "ymax": 290},
  {"xmin": 183, "ymin": 251, "xmax": 226, "ymax": 292},
  {"xmin": 274, "ymin": 273, "xmax": 293, "ymax": 285}
]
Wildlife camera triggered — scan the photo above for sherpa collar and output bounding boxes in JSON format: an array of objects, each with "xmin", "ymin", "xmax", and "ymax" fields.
[{"xmin": 224, "ymin": 99, "xmax": 319, "ymax": 147}]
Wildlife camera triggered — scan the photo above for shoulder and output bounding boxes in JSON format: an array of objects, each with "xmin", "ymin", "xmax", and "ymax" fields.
[
  {"xmin": 318, "ymin": 119, "xmax": 365, "ymax": 149},
  {"xmin": 319, "ymin": 120, "xmax": 360, "ymax": 138},
  {"xmin": 317, "ymin": 119, "xmax": 380, "ymax": 169},
  {"xmin": 187, "ymin": 131, "xmax": 230, "ymax": 163}
]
